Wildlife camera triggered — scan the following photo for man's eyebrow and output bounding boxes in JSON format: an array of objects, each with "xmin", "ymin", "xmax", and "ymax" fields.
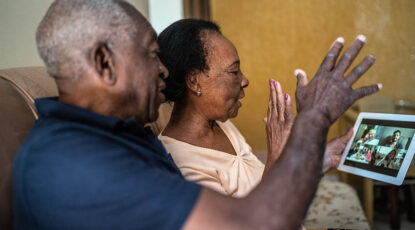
[{"xmin": 150, "ymin": 30, "xmax": 157, "ymax": 41}]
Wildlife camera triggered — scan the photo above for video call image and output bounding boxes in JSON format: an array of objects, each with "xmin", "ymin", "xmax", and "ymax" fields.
[{"xmin": 344, "ymin": 119, "xmax": 415, "ymax": 177}]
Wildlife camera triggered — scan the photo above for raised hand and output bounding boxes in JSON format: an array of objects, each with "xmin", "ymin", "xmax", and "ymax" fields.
[
  {"xmin": 263, "ymin": 79, "xmax": 293, "ymax": 175},
  {"xmin": 294, "ymin": 35, "xmax": 382, "ymax": 124}
]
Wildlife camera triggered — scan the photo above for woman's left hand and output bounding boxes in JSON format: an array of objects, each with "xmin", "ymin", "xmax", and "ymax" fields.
[
  {"xmin": 322, "ymin": 128, "xmax": 354, "ymax": 173},
  {"xmin": 263, "ymin": 79, "xmax": 294, "ymax": 175}
]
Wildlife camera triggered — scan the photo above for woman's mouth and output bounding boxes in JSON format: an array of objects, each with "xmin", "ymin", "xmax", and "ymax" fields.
[{"xmin": 237, "ymin": 100, "xmax": 242, "ymax": 108}]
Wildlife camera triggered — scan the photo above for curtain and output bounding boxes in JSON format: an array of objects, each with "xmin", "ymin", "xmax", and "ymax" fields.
[{"xmin": 183, "ymin": 0, "xmax": 211, "ymax": 20}]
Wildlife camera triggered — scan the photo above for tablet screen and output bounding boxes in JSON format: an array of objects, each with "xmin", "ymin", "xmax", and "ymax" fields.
[{"xmin": 344, "ymin": 119, "xmax": 415, "ymax": 177}]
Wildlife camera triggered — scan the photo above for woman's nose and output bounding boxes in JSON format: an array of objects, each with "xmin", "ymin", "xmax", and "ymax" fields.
[{"xmin": 241, "ymin": 73, "xmax": 249, "ymax": 88}]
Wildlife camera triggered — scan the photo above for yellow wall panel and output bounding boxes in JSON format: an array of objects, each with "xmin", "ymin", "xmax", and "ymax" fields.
[{"xmin": 211, "ymin": 0, "xmax": 415, "ymax": 151}]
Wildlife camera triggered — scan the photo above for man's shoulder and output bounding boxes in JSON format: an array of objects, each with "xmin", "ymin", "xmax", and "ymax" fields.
[
  {"xmin": 12, "ymin": 115, "xmax": 201, "ymax": 230},
  {"xmin": 18, "ymin": 117, "xmax": 116, "ymax": 154},
  {"xmin": 13, "ymin": 116, "xmax": 184, "ymax": 198}
]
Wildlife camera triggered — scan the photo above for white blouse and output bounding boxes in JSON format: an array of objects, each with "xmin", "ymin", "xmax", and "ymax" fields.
[{"xmin": 159, "ymin": 120, "xmax": 264, "ymax": 198}]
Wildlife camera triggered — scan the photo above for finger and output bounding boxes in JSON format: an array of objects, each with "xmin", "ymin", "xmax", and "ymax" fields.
[
  {"xmin": 267, "ymin": 79, "xmax": 273, "ymax": 119},
  {"xmin": 284, "ymin": 93, "xmax": 293, "ymax": 123},
  {"xmin": 334, "ymin": 35, "xmax": 366, "ymax": 76},
  {"xmin": 318, "ymin": 37, "xmax": 344, "ymax": 72},
  {"xmin": 345, "ymin": 128, "xmax": 354, "ymax": 141},
  {"xmin": 352, "ymin": 83, "xmax": 382, "ymax": 101},
  {"xmin": 270, "ymin": 79, "xmax": 278, "ymax": 119},
  {"xmin": 294, "ymin": 69, "xmax": 309, "ymax": 87},
  {"xmin": 337, "ymin": 128, "xmax": 354, "ymax": 146},
  {"xmin": 345, "ymin": 54, "xmax": 375, "ymax": 85},
  {"xmin": 274, "ymin": 81, "xmax": 285, "ymax": 121}
]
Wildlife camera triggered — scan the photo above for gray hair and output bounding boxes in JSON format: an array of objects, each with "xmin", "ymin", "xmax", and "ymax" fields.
[{"xmin": 36, "ymin": 0, "xmax": 141, "ymax": 80}]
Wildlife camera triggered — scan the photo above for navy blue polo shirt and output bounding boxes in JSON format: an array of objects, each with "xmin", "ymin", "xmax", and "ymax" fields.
[{"xmin": 13, "ymin": 97, "xmax": 201, "ymax": 230}]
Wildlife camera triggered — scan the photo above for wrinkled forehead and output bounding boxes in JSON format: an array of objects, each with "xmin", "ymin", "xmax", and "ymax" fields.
[{"xmin": 203, "ymin": 32, "xmax": 239, "ymax": 67}]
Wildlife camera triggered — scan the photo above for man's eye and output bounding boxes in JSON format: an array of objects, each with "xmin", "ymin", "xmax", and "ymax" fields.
[
  {"xmin": 229, "ymin": 71, "xmax": 238, "ymax": 76},
  {"xmin": 151, "ymin": 51, "xmax": 160, "ymax": 59}
]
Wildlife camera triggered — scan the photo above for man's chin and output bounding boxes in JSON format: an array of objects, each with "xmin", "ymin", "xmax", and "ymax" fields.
[{"xmin": 147, "ymin": 110, "xmax": 159, "ymax": 123}]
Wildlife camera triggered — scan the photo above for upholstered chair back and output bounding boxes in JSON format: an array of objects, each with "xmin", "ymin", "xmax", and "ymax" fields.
[{"xmin": 0, "ymin": 67, "xmax": 58, "ymax": 229}]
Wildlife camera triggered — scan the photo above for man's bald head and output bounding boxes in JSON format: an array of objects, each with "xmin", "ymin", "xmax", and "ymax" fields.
[{"xmin": 36, "ymin": 0, "xmax": 150, "ymax": 81}]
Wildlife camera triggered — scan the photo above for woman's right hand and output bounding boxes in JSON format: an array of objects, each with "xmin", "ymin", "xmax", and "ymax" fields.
[{"xmin": 263, "ymin": 79, "xmax": 293, "ymax": 175}]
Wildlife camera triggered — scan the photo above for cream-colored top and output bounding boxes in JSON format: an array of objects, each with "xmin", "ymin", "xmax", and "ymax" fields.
[{"xmin": 159, "ymin": 120, "xmax": 265, "ymax": 198}]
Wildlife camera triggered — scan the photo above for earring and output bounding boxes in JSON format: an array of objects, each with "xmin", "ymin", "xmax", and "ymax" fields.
[{"xmin": 196, "ymin": 90, "xmax": 201, "ymax": 97}]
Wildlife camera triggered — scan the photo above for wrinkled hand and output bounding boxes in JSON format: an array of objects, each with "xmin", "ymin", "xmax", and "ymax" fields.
[
  {"xmin": 295, "ymin": 35, "xmax": 381, "ymax": 124},
  {"xmin": 322, "ymin": 128, "xmax": 354, "ymax": 173},
  {"xmin": 263, "ymin": 79, "xmax": 293, "ymax": 174}
]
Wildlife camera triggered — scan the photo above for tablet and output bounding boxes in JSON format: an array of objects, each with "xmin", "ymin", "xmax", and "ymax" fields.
[{"xmin": 338, "ymin": 112, "xmax": 415, "ymax": 185}]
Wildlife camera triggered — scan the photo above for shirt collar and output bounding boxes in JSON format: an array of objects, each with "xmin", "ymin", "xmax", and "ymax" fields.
[{"xmin": 35, "ymin": 97, "xmax": 144, "ymax": 132}]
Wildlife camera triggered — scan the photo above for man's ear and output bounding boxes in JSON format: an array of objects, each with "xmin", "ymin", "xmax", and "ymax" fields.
[
  {"xmin": 93, "ymin": 43, "xmax": 116, "ymax": 85},
  {"xmin": 186, "ymin": 70, "xmax": 201, "ymax": 94}
]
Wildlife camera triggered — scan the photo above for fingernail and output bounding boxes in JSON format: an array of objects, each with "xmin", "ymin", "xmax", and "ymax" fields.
[
  {"xmin": 348, "ymin": 127, "xmax": 352, "ymax": 132},
  {"xmin": 294, "ymin": 69, "xmax": 306, "ymax": 77},
  {"xmin": 274, "ymin": 81, "xmax": 279, "ymax": 88},
  {"xmin": 294, "ymin": 69, "xmax": 301, "ymax": 77},
  {"xmin": 285, "ymin": 93, "xmax": 288, "ymax": 100},
  {"xmin": 330, "ymin": 37, "xmax": 345, "ymax": 49},
  {"xmin": 377, "ymin": 83, "xmax": 383, "ymax": 90},
  {"xmin": 335, "ymin": 37, "xmax": 345, "ymax": 44},
  {"xmin": 269, "ymin": 79, "xmax": 273, "ymax": 86},
  {"xmin": 357, "ymin": 34, "xmax": 366, "ymax": 43}
]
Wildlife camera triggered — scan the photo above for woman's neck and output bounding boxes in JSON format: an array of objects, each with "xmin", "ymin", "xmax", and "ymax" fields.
[
  {"xmin": 162, "ymin": 97, "xmax": 237, "ymax": 156},
  {"xmin": 163, "ymin": 98, "xmax": 216, "ymax": 140}
]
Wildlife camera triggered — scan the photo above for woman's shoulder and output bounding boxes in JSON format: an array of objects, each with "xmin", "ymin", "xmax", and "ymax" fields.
[
  {"xmin": 217, "ymin": 120, "xmax": 246, "ymax": 140},
  {"xmin": 158, "ymin": 134, "xmax": 194, "ymax": 153}
]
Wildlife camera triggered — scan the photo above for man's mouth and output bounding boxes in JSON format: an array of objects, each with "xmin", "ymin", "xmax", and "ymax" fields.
[{"xmin": 158, "ymin": 90, "xmax": 166, "ymax": 103}]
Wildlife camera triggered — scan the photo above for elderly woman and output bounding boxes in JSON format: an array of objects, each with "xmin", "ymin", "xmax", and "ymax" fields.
[
  {"xmin": 360, "ymin": 128, "xmax": 379, "ymax": 145},
  {"xmin": 157, "ymin": 19, "xmax": 352, "ymax": 198}
]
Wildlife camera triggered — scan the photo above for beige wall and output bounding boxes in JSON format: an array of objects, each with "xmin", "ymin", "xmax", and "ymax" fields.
[
  {"xmin": 0, "ymin": 0, "xmax": 149, "ymax": 69},
  {"xmin": 211, "ymin": 0, "xmax": 415, "ymax": 150},
  {"xmin": 0, "ymin": 0, "xmax": 54, "ymax": 69}
]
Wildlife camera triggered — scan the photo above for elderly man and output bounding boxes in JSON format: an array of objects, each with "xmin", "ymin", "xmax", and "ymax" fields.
[{"xmin": 13, "ymin": 0, "xmax": 381, "ymax": 229}]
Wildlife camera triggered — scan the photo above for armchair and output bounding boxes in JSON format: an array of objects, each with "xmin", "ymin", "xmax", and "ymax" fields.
[{"xmin": 0, "ymin": 67, "xmax": 58, "ymax": 229}]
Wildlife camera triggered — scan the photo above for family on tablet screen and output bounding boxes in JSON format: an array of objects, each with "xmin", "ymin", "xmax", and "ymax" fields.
[{"xmin": 346, "ymin": 125, "xmax": 414, "ymax": 170}]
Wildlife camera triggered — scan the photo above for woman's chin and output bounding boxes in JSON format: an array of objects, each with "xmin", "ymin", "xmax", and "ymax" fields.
[{"xmin": 228, "ymin": 108, "xmax": 240, "ymax": 119}]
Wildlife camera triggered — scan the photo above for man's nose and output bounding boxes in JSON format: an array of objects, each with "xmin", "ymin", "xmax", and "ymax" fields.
[{"xmin": 159, "ymin": 63, "xmax": 169, "ymax": 79}]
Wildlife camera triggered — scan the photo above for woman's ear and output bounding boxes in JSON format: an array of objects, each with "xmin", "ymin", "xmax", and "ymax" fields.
[
  {"xmin": 92, "ymin": 43, "xmax": 116, "ymax": 85},
  {"xmin": 185, "ymin": 70, "xmax": 201, "ymax": 95}
]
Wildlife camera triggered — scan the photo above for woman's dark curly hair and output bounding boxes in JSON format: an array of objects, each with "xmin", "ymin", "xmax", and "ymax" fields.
[{"xmin": 158, "ymin": 19, "xmax": 221, "ymax": 102}]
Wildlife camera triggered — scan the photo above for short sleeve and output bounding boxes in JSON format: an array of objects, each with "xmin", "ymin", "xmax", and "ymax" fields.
[{"xmin": 19, "ymin": 139, "xmax": 201, "ymax": 230}]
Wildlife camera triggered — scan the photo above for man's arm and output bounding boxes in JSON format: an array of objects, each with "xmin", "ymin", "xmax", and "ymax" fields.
[{"xmin": 183, "ymin": 35, "xmax": 381, "ymax": 230}]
